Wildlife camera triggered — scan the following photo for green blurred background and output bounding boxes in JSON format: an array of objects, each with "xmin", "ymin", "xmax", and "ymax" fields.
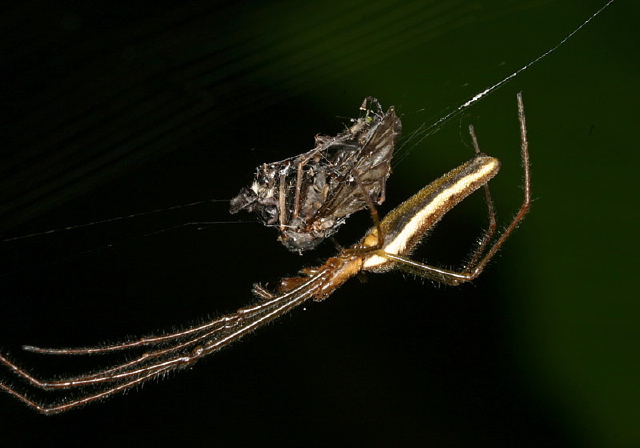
[{"xmin": 0, "ymin": 1, "xmax": 637, "ymax": 446}]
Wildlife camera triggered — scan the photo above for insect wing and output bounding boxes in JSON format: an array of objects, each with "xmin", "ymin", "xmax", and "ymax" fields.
[{"xmin": 313, "ymin": 104, "xmax": 401, "ymax": 228}]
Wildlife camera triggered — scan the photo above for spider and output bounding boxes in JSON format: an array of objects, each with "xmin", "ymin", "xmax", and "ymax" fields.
[{"xmin": 0, "ymin": 93, "xmax": 530, "ymax": 414}]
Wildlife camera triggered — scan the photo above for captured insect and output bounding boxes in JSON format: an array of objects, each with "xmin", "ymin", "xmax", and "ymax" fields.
[
  {"xmin": 230, "ymin": 97, "xmax": 401, "ymax": 253},
  {"xmin": 0, "ymin": 93, "xmax": 530, "ymax": 414}
]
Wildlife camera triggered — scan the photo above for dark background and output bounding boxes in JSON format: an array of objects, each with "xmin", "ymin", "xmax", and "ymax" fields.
[{"xmin": 0, "ymin": 1, "xmax": 637, "ymax": 447}]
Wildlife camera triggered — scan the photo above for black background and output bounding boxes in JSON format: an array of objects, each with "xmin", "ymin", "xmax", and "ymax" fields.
[{"xmin": 1, "ymin": 1, "xmax": 637, "ymax": 447}]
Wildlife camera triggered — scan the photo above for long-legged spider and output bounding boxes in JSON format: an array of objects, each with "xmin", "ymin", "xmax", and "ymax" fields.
[{"xmin": 0, "ymin": 93, "xmax": 530, "ymax": 414}]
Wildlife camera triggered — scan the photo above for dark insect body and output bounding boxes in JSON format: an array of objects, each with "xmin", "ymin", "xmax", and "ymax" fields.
[{"xmin": 229, "ymin": 97, "xmax": 401, "ymax": 253}]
